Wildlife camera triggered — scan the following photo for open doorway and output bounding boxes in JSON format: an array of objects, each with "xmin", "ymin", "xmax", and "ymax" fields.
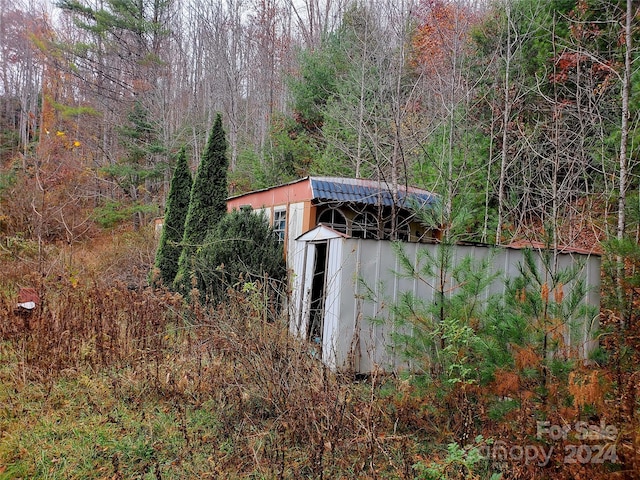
[{"xmin": 307, "ymin": 242, "xmax": 327, "ymax": 357}]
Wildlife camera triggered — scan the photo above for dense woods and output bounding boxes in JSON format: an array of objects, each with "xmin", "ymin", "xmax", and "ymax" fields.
[
  {"xmin": 1, "ymin": 0, "xmax": 640, "ymax": 478},
  {"xmin": 2, "ymin": 0, "xmax": 638, "ymax": 244}
]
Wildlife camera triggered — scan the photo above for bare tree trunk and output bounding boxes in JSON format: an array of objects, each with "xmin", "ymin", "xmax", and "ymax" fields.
[
  {"xmin": 616, "ymin": 0, "xmax": 633, "ymax": 329},
  {"xmin": 481, "ymin": 119, "xmax": 495, "ymax": 244},
  {"xmin": 617, "ymin": 0, "xmax": 632, "ymax": 243},
  {"xmin": 496, "ymin": 0, "xmax": 513, "ymax": 245}
]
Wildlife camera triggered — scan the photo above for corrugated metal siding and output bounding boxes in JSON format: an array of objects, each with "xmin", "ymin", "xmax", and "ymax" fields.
[
  {"xmin": 288, "ymin": 237, "xmax": 309, "ymax": 337},
  {"xmin": 287, "ymin": 202, "xmax": 305, "ymax": 261},
  {"xmin": 315, "ymin": 240, "xmax": 601, "ymax": 373},
  {"xmin": 322, "ymin": 239, "xmax": 343, "ymax": 371}
]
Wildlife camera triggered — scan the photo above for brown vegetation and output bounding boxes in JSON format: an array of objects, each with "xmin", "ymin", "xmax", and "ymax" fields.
[{"xmin": 0, "ymin": 228, "xmax": 637, "ymax": 479}]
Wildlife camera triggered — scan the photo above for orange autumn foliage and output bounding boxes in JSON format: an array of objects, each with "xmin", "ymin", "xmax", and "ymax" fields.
[
  {"xmin": 568, "ymin": 370, "xmax": 608, "ymax": 409},
  {"xmin": 411, "ymin": 0, "xmax": 479, "ymax": 75},
  {"xmin": 493, "ymin": 368, "xmax": 520, "ymax": 397},
  {"xmin": 554, "ymin": 282, "xmax": 564, "ymax": 303},
  {"xmin": 541, "ymin": 282, "xmax": 549, "ymax": 303},
  {"xmin": 514, "ymin": 345, "xmax": 539, "ymax": 370}
]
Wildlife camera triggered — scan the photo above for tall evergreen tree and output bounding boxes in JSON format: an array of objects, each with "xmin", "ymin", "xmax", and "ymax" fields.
[
  {"xmin": 153, "ymin": 147, "xmax": 192, "ymax": 287},
  {"xmin": 174, "ymin": 113, "xmax": 228, "ymax": 294},
  {"xmin": 52, "ymin": 0, "xmax": 173, "ymax": 224}
]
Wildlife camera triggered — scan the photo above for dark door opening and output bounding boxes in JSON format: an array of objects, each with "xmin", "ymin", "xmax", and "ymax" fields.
[{"xmin": 307, "ymin": 242, "xmax": 327, "ymax": 355}]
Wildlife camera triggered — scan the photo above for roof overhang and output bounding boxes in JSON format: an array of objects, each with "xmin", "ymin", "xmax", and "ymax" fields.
[{"xmin": 296, "ymin": 224, "xmax": 350, "ymax": 242}]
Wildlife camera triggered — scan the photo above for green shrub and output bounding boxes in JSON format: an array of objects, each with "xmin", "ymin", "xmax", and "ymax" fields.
[
  {"xmin": 194, "ymin": 207, "xmax": 285, "ymax": 304},
  {"xmin": 92, "ymin": 201, "xmax": 157, "ymax": 229}
]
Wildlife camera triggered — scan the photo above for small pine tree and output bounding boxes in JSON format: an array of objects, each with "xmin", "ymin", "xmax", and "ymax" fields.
[
  {"xmin": 174, "ymin": 113, "xmax": 229, "ymax": 294},
  {"xmin": 101, "ymin": 100, "xmax": 166, "ymax": 228},
  {"xmin": 153, "ymin": 147, "xmax": 192, "ymax": 287}
]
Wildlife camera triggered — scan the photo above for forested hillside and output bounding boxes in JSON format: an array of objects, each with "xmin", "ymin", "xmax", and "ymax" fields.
[
  {"xmin": 1, "ymin": 0, "xmax": 637, "ymax": 245},
  {"xmin": 1, "ymin": 0, "xmax": 639, "ymax": 478}
]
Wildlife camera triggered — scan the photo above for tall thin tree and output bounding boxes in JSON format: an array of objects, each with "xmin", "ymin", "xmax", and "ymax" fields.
[
  {"xmin": 618, "ymin": 0, "xmax": 633, "ymax": 244},
  {"xmin": 174, "ymin": 113, "xmax": 229, "ymax": 294},
  {"xmin": 154, "ymin": 147, "xmax": 192, "ymax": 287}
]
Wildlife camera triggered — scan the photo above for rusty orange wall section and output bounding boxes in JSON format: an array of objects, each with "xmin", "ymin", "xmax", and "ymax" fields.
[
  {"xmin": 226, "ymin": 179, "xmax": 313, "ymax": 211},
  {"xmin": 303, "ymin": 202, "xmax": 316, "ymax": 232}
]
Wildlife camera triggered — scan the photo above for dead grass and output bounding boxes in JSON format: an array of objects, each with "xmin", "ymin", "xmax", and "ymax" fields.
[
  {"xmin": 0, "ymin": 229, "xmax": 413, "ymax": 478},
  {"xmin": 0, "ymin": 227, "xmax": 635, "ymax": 479}
]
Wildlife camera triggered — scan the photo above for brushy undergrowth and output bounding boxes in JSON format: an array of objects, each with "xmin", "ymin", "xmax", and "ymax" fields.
[
  {"xmin": 0, "ymin": 229, "xmax": 636, "ymax": 479},
  {"xmin": 0, "ymin": 250, "xmax": 421, "ymax": 479}
]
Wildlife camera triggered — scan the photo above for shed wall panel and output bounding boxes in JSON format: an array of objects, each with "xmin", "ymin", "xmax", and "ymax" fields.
[
  {"xmin": 323, "ymin": 239, "xmax": 344, "ymax": 371},
  {"xmin": 287, "ymin": 202, "xmax": 306, "ymax": 262},
  {"xmin": 296, "ymin": 238, "xmax": 601, "ymax": 374}
]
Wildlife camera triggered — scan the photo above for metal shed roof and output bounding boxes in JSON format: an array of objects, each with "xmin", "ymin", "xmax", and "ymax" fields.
[
  {"xmin": 309, "ymin": 177, "xmax": 437, "ymax": 208},
  {"xmin": 226, "ymin": 176, "xmax": 439, "ymax": 210}
]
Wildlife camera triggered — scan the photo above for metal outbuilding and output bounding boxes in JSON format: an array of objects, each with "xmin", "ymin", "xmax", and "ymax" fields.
[
  {"xmin": 290, "ymin": 227, "xmax": 600, "ymax": 373},
  {"xmin": 227, "ymin": 177, "xmax": 601, "ymax": 374}
]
